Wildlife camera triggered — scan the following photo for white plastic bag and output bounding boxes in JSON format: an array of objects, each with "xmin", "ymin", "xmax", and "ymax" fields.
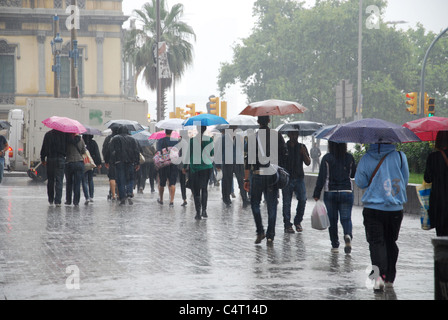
[{"xmin": 311, "ymin": 200, "xmax": 330, "ymax": 230}]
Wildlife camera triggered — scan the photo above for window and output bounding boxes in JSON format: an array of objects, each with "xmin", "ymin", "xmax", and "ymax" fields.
[
  {"xmin": 60, "ymin": 48, "xmax": 83, "ymax": 97},
  {"xmin": 0, "ymin": 40, "xmax": 15, "ymax": 104}
]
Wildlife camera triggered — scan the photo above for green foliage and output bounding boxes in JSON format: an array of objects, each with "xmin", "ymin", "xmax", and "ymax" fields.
[
  {"xmin": 397, "ymin": 142, "xmax": 433, "ymax": 174},
  {"xmin": 218, "ymin": 0, "xmax": 448, "ymax": 124}
]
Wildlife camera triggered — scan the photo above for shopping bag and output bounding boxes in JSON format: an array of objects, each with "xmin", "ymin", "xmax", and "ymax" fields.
[
  {"xmin": 311, "ymin": 200, "xmax": 330, "ymax": 230},
  {"xmin": 83, "ymin": 150, "xmax": 96, "ymax": 171},
  {"xmin": 416, "ymin": 181, "xmax": 432, "ymax": 230}
]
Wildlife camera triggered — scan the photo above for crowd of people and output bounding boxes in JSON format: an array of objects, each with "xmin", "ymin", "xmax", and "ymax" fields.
[{"xmin": 36, "ymin": 119, "xmax": 448, "ymax": 293}]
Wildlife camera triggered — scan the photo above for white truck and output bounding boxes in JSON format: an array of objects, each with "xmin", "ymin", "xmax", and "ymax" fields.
[{"xmin": 7, "ymin": 98, "xmax": 149, "ymax": 178}]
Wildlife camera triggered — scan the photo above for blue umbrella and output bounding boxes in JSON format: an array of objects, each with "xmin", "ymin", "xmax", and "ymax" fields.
[
  {"xmin": 323, "ymin": 118, "xmax": 421, "ymax": 144},
  {"xmin": 183, "ymin": 113, "xmax": 229, "ymax": 127}
]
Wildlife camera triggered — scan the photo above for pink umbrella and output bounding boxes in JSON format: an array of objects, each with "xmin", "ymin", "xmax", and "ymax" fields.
[
  {"xmin": 42, "ymin": 116, "xmax": 87, "ymax": 134},
  {"xmin": 149, "ymin": 130, "xmax": 180, "ymax": 140}
]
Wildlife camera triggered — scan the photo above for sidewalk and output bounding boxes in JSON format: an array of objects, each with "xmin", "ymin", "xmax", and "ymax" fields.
[{"xmin": 0, "ymin": 175, "xmax": 436, "ymax": 300}]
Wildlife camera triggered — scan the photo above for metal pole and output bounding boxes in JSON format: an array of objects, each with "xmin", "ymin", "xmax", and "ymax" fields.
[
  {"xmin": 156, "ymin": 0, "xmax": 161, "ymax": 120},
  {"xmin": 420, "ymin": 27, "xmax": 448, "ymax": 116},
  {"xmin": 53, "ymin": 15, "xmax": 60, "ymax": 98},
  {"xmin": 357, "ymin": 0, "xmax": 363, "ymax": 120},
  {"xmin": 70, "ymin": 0, "xmax": 79, "ymax": 99}
]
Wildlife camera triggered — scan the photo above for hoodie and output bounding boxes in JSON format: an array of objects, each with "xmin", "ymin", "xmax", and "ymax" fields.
[{"xmin": 355, "ymin": 144, "xmax": 409, "ymax": 211}]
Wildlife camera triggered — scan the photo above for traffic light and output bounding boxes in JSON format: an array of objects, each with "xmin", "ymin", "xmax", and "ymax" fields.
[
  {"xmin": 220, "ymin": 101, "xmax": 227, "ymax": 119},
  {"xmin": 427, "ymin": 98, "xmax": 435, "ymax": 117},
  {"xmin": 169, "ymin": 112, "xmax": 176, "ymax": 119},
  {"xmin": 209, "ymin": 96, "xmax": 220, "ymax": 115},
  {"xmin": 175, "ymin": 107, "xmax": 186, "ymax": 119},
  {"xmin": 405, "ymin": 92, "xmax": 418, "ymax": 115},
  {"xmin": 186, "ymin": 103, "xmax": 196, "ymax": 117}
]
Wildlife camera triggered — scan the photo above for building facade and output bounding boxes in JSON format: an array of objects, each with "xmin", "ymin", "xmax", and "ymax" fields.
[{"xmin": 0, "ymin": 0, "xmax": 135, "ymax": 117}]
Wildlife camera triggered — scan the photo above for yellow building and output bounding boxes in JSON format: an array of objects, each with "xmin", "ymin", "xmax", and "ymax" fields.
[{"xmin": 0, "ymin": 0, "xmax": 134, "ymax": 116}]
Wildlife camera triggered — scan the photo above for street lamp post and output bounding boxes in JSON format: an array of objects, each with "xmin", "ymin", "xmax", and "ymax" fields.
[
  {"xmin": 69, "ymin": 0, "xmax": 79, "ymax": 99},
  {"xmin": 356, "ymin": 0, "xmax": 363, "ymax": 120},
  {"xmin": 51, "ymin": 15, "xmax": 63, "ymax": 98}
]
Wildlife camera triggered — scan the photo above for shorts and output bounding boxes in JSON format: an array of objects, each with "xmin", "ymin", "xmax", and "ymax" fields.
[
  {"xmin": 159, "ymin": 164, "xmax": 178, "ymax": 187},
  {"xmin": 107, "ymin": 164, "xmax": 116, "ymax": 180}
]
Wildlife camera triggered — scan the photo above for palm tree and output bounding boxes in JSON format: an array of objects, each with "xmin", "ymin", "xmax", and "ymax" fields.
[{"xmin": 124, "ymin": 0, "xmax": 196, "ymax": 120}]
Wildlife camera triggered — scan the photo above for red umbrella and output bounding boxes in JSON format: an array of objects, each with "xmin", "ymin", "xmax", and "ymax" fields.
[
  {"xmin": 403, "ymin": 117, "xmax": 448, "ymax": 141},
  {"xmin": 42, "ymin": 116, "xmax": 87, "ymax": 134},
  {"xmin": 239, "ymin": 99, "xmax": 307, "ymax": 116}
]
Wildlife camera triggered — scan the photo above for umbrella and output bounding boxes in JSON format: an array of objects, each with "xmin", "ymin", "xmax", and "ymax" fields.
[
  {"xmin": 323, "ymin": 118, "xmax": 421, "ymax": 144},
  {"xmin": 403, "ymin": 117, "xmax": 448, "ymax": 141},
  {"xmin": 104, "ymin": 119, "xmax": 144, "ymax": 132},
  {"xmin": 0, "ymin": 121, "xmax": 12, "ymax": 130},
  {"xmin": 82, "ymin": 125, "xmax": 102, "ymax": 136},
  {"xmin": 183, "ymin": 113, "xmax": 228, "ymax": 127},
  {"xmin": 276, "ymin": 121, "xmax": 324, "ymax": 136},
  {"xmin": 156, "ymin": 118, "xmax": 185, "ymax": 131},
  {"xmin": 149, "ymin": 130, "xmax": 180, "ymax": 140},
  {"xmin": 239, "ymin": 99, "xmax": 307, "ymax": 116},
  {"xmin": 42, "ymin": 116, "xmax": 87, "ymax": 134},
  {"xmin": 313, "ymin": 124, "xmax": 339, "ymax": 139},
  {"xmin": 131, "ymin": 130, "xmax": 156, "ymax": 147},
  {"xmin": 215, "ymin": 115, "xmax": 259, "ymax": 131}
]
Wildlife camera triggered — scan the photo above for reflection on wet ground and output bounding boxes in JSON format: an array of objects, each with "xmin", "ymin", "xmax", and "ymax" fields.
[{"xmin": 0, "ymin": 176, "xmax": 435, "ymax": 300}]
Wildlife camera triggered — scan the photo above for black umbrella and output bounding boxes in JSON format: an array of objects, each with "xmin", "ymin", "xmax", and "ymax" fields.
[
  {"xmin": 105, "ymin": 119, "xmax": 144, "ymax": 133},
  {"xmin": 276, "ymin": 121, "xmax": 324, "ymax": 136}
]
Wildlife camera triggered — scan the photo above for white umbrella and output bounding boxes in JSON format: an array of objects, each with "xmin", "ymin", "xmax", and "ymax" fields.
[
  {"xmin": 156, "ymin": 118, "xmax": 185, "ymax": 131},
  {"xmin": 215, "ymin": 115, "xmax": 259, "ymax": 131}
]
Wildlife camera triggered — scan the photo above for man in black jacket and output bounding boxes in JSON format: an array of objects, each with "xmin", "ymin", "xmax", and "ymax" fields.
[
  {"xmin": 109, "ymin": 126, "xmax": 140, "ymax": 205},
  {"xmin": 282, "ymin": 131, "xmax": 311, "ymax": 233},
  {"xmin": 40, "ymin": 129, "xmax": 70, "ymax": 206}
]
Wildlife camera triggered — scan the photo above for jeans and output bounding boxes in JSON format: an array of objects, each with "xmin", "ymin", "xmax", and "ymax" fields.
[
  {"xmin": 323, "ymin": 191, "xmax": 354, "ymax": 248},
  {"xmin": 82, "ymin": 169, "xmax": 94, "ymax": 200},
  {"xmin": 115, "ymin": 162, "xmax": 135, "ymax": 201},
  {"xmin": 0, "ymin": 157, "xmax": 4, "ymax": 183},
  {"xmin": 46, "ymin": 157, "xmax": 65, "ymax": 204},
  {"xmin": 282, "ymin": 177, "xmax": 307, "ymax": 228},
  {"xmin": 363, "ymin": 208, "xmax": 403, "ymax": 283},
  {"xmin": 250, "ymin": 173, "xmax": 278, "ymax": 240},
  {"xmin": 65, "ymin": 161, "xmax": 84, "ymax": 205}
]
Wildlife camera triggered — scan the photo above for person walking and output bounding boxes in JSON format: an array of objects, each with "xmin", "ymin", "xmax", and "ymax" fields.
[
  {"xmin": 355, "ymin": 143, "xmax": 409, "ymax": 291},
  {"xmin": 156, "ymin": 129, "xmax": 179, "ymax": 207},
  {"xmin": 217, "ymin": 128, "xmax": 250, "ymax": 208},
  {"xmin": 310, "ymin": 143, "xmax": 321, "ymax": 173},
  {"xmin": 244, "ymin": 116, "xmax": 288, "ymax": 245},
  {"xmin": 183, "ymin": 126, "xmax": 215, "ymax": 219},
  {"xmin": 102, "ymin": 126, "xmax": 120, "ymax": 200},
  {"xmin": 0, "ymin": 134, "xmax": 9, "ymax": 184},
  {"xmin": 282, "ymin": 130, "xmax": 311, "ymax": 233},
  {"xmin": 81, "ymin": 134, "xmax": 102, "ymax": 204},
  {"xmin": 313, "ymin": 141, "xmax": 356, "ymax": 253},
  {"xmin": 424, "ymin": 130, "xmax": 448, "ymax": 236},
  {"xmin": 40, "ymin": 129, "xmax": 70, "ymax": 206},
  {"xmin": 109, "ymin": 126, "xmax": 140, "ymax": 205},
  {"xmin": 64, "ymin": 134, "xmax": 86, "ymax": 206},
  {"xmin": 137, "ymin": 142, "xmax": 156, "ymax": 194}
]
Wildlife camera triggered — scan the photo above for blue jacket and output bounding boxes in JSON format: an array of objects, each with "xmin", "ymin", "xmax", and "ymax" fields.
[{"xmin": 355, "ymin": 144, "xmax": 409, "ymax": 211}]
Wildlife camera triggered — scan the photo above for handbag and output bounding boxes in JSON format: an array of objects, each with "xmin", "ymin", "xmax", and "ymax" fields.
[
  {"xmin": 416, "ymin": 181, "xmax": 432, "ymax": 230},
  {"xmin": 83, "ymin": 150, "xmax": 96, "ymax": 171},
  {"xmin": 311, "ymin": 200, "xmax": 330, "ymax": 230},
  {"xmin": 154, "ymin": 146, "xmax": 179, "ymax": 169},
  {"xmin": 139, "ymin": 153, "xmax": 145, "ymax": 165}
]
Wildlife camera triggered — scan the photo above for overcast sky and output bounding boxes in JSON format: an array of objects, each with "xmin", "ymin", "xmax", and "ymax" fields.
[{"xmin": 121, "ymin": 0, "xmax": 448, "ymax": 120}]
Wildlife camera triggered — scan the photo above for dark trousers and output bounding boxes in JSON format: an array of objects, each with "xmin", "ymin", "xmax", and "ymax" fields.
[
  {"xmin": 179, "ymin": 168, "xmax": 187, "ymax": 201},
  {"xmin": 363, "ymin": 207, "xmax": 403, "ymax": 283},
  {"xmin": 222, "ymin": 164, "xmax": 248, "ymax": 203},
  {"xmin": 191, "ymin": 168, "xmax": 211, "ymax": 214},
  {"xmin": 46, "ymin": 157, "xmax": 65, "ymax": 204},
  {"xmin": 115, "ymin": 162, "xmax": 135, "ymax": 201},
  {"xmin": 250, "ymin": 174, "xmax": 278, "ymax": 240},
  {"xmin": 65, "ymin": 161, "xmax": 84, "ymax": 205}
]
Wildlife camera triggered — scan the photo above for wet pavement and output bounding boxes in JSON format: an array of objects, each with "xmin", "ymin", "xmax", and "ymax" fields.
[{"xmin": 0, "ymin": 174, "xmax": 436, "ymax": 300}]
